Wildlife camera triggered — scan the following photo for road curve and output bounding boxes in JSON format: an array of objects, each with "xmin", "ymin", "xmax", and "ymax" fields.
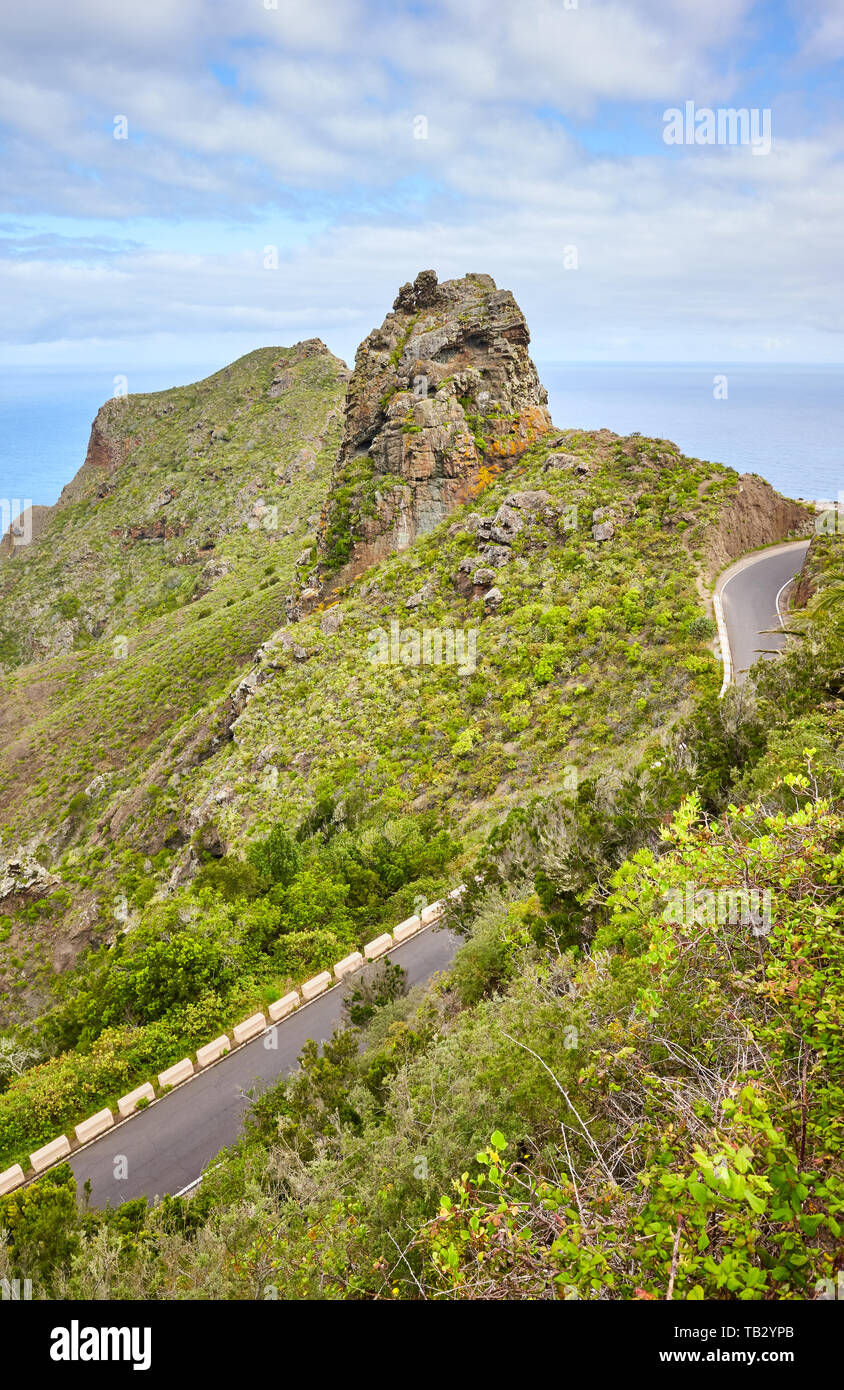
[
  {"xmin": 69, "ymin": 924, "xmax": 461, "ymax": 1209},
  {"xmin": 717, "ymin": 540, "xmax": 810, "ymax": 686}
]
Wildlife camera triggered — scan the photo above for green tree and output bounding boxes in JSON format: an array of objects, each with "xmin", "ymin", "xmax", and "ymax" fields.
[{"xmin": 247, "ymin": 824, "xmax": 301, "ymax": 890}]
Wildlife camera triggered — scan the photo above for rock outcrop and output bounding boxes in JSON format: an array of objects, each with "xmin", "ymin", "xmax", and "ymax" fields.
[
  {"xmin": 318, "ymin": 270, "xmax": 552, "ymax": 581},
  {"xmin": 0, "ymin": 504, "xmax": 52, "ymax": 561},
  {"xmin": 700, "ymin": 473, "xmax": 811, "ymax": 577}
]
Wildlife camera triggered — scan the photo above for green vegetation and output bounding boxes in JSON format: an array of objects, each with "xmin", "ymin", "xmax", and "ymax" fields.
[
  {"xmin": 0, "ymin": 340, "xmax": 839, "ymax": 1303},
  {"xmin": 0, "ymin": 419, "xmax": 736, "ymax": 1041},
  {"xmin": 3, "ymin": 690, "xmax": 842, "ymax": 1296},
  {"xmin": 0, "ymin": 807, "xmax": 458, "ymax": 1168}
]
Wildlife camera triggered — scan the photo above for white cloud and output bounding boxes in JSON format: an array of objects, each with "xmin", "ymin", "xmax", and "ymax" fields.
[
  {"xmin": 1, "ymin": 119, "xmax": 842, "ymax": 369},
  {"xmin": 0, "ymin": 0, "xmax": 767, "ymax": 210},
  {"xmin": 798, "ymin": 0, "xmax": 844, "ymax": 61},
  {"xmin": 0, "ymin": 0, "xmax": 840, "ymax": 365}
]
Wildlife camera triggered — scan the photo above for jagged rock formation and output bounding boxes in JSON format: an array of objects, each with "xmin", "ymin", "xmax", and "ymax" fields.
[{"xmin": 318, "ymin": 270, "xmax": 552, "ymax": 580}]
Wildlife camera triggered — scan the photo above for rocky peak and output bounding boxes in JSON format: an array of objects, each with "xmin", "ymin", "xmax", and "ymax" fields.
[
  {"xmin": 392, "ymin": 268, "xmax": 444, "ymax": 313},
  {"xmin": 318, "ymin": 269, "xmax": 552, "ymax": 579}
]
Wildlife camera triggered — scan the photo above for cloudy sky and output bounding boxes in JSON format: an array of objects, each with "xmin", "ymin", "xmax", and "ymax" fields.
[{"xmin": 1, "ymin": 0, "xmax": 842, "ymax": 373}]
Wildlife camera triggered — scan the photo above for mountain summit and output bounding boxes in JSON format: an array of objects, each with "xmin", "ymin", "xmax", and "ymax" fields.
[{"xmin": 318, "ymin": 270, "xmax": 552, "ymax": 580}]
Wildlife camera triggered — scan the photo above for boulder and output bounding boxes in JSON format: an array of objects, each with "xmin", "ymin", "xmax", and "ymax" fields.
[
  {"xmin": 405, "ymin": 581, "xmax": 435, "ymax": 609},
  {"xmin": 479, "ymin": 544, "xmax": 512, "ymax": 567},
  {"xmin": 504, "ymin": 490, "xmax": 552, "ymax": 511},
  {"xmin": 320, "ymin": 606, "xmax": 344, "ymax": 635}
]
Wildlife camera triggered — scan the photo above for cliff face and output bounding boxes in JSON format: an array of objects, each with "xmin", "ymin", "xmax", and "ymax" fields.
[
  {"xmin": 700, "ymin": 472, "xmax": 811, "ymax": 578},
  {"xmin": 318, "ymin": 270, "xmax": 552, "ymax": 580}
]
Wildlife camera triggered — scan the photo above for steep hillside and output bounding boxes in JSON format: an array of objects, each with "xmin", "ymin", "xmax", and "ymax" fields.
[
  {"xmin": 2, "ymin": 525, "xmax": 841, "ymax": 1304},
  {"xmin": 175, "ymin": 429, "xmax": 786, "ymax": 862},
  {"xmin": 0, "ymin": 273, "xmax": 816, "ymax": 1186},
  {"xmin": 0, "ymin": 343, "xmax": 347, "ymax": 996}
]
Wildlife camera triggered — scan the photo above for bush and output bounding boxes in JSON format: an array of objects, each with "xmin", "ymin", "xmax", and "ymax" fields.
[
  {"xmin": 0, "ymin": 1164, "xmax": 79, "ymax": 1290},
  {"xmin": 192, "ymin": 856, "xmax": 261, "ymax": 901},
  {"xmin": 248, "ymin": 824, "xmax": 301, "ymax": 890},
  {"xmin": 342, "ymin": 959, "xmax": 407, "ymax": 1027},
  {"xmin": 272, "ymin": 929, "xmax": 349, "ymax": 977},
  {"xmin": 65, "ymin": 792, "xmax": 90, "ymax": 820},
  {"xmin": 449, "ymin": 893, "xmax": 531, "ymax": 1007}
]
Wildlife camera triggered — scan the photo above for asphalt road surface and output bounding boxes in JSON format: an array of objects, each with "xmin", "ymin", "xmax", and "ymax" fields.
[
  {"xmin": 720, "ymin": 542, "xmax": 810, "ymax": 684},
  {"xmin": 70, "ymin": 925, "xmax": 461, "ymax": 1208}
]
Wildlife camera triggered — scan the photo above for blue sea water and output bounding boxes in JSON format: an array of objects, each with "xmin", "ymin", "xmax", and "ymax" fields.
[{"xmin": 0, "ymin": 362, "xmax": 842, "ymax": 522}]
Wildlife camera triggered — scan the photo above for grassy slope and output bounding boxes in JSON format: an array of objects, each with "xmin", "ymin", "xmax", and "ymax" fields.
[
  {"xmin": 0, "ymin": 346, "xmax": 347, "ymax": 836},
  {"xmin": 181, "ymin": 428, "xmax": 738, "ymax": 859},
  {"xmin": 0, "ymin": 345, "xmax": 345, "ymax": 668},
  {"xmin": 1, "ymin": 542, "xmax": 841, "ymax": 1301},
  {"xmin": 0, "ymin": 417, "xmax": 753, "ymax": 1160},
  {"xmin": 0, "ymin": 346, "xmax": 346, "ymax": 1012}
]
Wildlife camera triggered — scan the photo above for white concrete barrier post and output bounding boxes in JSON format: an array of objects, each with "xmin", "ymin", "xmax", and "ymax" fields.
[
  {"xmin": 420, "ymin": 900, "xmax": 445, "ymax": 925},
  {"xmin": 268, "ymin": 991, "xmax": 299, "ymax": 1022},
  {"xmin": 0, "ymin": 1163, "xmax": 25, "ymax": 1195},
  {"xmin": 393, "ymin": 914, "xmax": 421, "ymax": 942},
  {"xmin": 233, "ymin": 1013, "xmax": 267, "ymax": 1045},
  {"xmin": 30, "ymin": 1135, "xmax": 72, "ymax": 1173},
  {"xmin": 117, "ymin": 1082, "xmax": 156, "ymax": 1118},
  {"xmin": 363, "ymin": 932, "xmax": 392, "ymax": 960},
  {"xmin": 74, "ymin": 1108, "xmax": 114, "ymax": 1145},
  {"xmin": 196, "ymin": 1035, "xmax": 231, "ymax": 1068},
  {"xmin": 301, "ymin": 970, "xmax": 332, "ymax": 1001},
  {"xmin": 158, "ymin": 1058, "xmax": 195, "ymax": 1089},
  {"xmin": 334, "ymin": 951, "xmax": 363, "ymax": 981}
]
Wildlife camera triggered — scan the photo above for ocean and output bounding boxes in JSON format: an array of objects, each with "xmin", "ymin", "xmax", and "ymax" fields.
[{"xmin": 0, "ymin": 362, "xmax": 842, "ymax": 521}]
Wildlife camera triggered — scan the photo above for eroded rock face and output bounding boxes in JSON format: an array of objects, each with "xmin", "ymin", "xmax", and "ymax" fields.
[
  {"xmin": 0, "ymin": 855, "xmax": 59, "ymax": 901},
  {"xmin": 319, "ymin": 270, "xmax": 552, "ymax": 580},
  {"xmin": 700, "ymin": 473, "xmax": 811, "ymax": 577}
]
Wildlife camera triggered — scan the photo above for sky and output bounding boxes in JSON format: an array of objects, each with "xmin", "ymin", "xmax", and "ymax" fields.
[{"xmin": 0, "ymin": 0, "xmax": 842, "ymax": 376}]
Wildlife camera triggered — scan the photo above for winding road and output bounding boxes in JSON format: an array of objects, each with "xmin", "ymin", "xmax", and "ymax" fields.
[
  {"xmin": 717, "ymin": 540, "xmax": 810, "ymax": 686},
  {"xmin": 46, "ymin": 540, "xmax": 811, "ymax": 1210},
  {"xmin": 69, "ymin": 924, "xmax": 461, "ymax": 1208}
]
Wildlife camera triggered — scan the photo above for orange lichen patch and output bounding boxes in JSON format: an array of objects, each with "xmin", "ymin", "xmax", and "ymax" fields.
[
  {"xmin": 484, "ymin": 410, "xmax": 550, "ymax": 460},
  {"xmin": 469, "ymin": 464, "xmax": 504, "ymax": 496}
]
